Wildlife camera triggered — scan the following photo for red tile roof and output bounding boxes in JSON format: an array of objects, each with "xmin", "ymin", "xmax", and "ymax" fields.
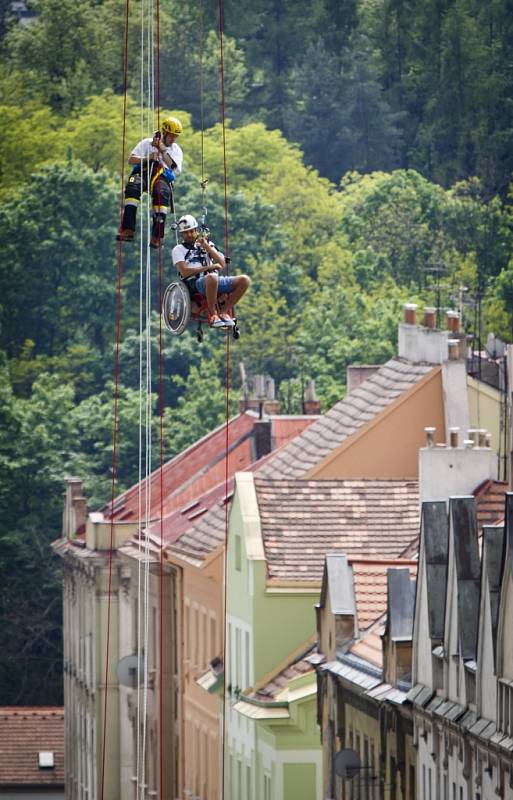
[
  {"xmin": 0, "ymin": 707, "xmax": 64, "ymax": 787},
  {"xmin": 350, "ymin": 623, "xmax": 386, "ymax": 667},
  {"xmin": 101, "ymin": 413, "xmax": 316, "ymax": 526},
  {"xmin": 258, "ymin": 358, "xmax": 436, "ymax": 479},
  {"xmin": 101, "ymin": 412, "xmax": 256, "ymax": 523},
  {"xmin": 254, "ymin": 478, "xmax": 420, "ymax": 582},
  {"xmin": 351, "ymin": 557, "xmax": 417, "ymax": 629},
  {"xmin": 474, "ymin": 479, "xmax": 508, "ymax": 529}
]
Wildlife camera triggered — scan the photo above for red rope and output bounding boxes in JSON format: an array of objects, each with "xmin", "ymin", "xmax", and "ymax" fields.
[
  {"xmin": 100, "ymin": 0, "xmax": 130, "ymax": 797},
  {"xmin": 154, "ymin": 3, "xmax": 167, "ymax": 798},
  {"xmin": 217, "ymin": 1, "xmax": 231, "ymax": 797}
]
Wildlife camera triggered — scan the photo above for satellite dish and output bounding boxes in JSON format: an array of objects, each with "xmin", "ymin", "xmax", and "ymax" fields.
[
  {"xmin": 335, "ymin": 748, "xmax": 361, "ymax": 779},
  {"xmin": 116, "ymin": 654, "xmax": 144, "ymax": 688}
]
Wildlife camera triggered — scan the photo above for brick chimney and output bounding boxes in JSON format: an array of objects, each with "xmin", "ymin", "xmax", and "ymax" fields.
[
  {"xmin": 303, "ymin": 379, "xmax": 321, "ymax": 415},
  {"xmin": 239, "ymin": 374, "xmax": 281, "ymax": 415},
  {"xmin": 62, "ymin": 477, "xmax": 87, "ymax": 539}
]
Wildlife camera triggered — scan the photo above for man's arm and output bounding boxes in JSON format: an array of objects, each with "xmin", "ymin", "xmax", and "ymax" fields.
[
  {"xmin": 176, "ymin": 260, "xmax": 217, "ymax": 279},
  {"xmin": 196, "ymin": 238, "xmax": 226, "ymax": 269}
]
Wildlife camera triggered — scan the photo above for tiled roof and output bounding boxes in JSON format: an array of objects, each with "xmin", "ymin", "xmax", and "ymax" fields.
[
  {"xmin": 251, "ymin": 644, "xmax": 316, "ymax": 702},
  {"xmin": 351, "ymin": 557, "xmax": 417, "ymax": 630},
  {"xmin": 170, "ymin": 476, "xmax": 242, "ymax": 563},
  {"xmin": 258, "ymin": 358, "xmax": 436, "ymax": 479},
  {"xmin": 474, "ymin": 480, "xmax": 508, "ymax": 529},
  {"xmin": 255, "ymin": 478, "xmax": 420, "ymax": 582},
  {"xmin": 0, "ymin": 707, "xmax": 64, "ymax": 786},
  {"xmin": 101, "ymin": 412, "xmax": 256, "ymax": 522},
  {"xmin": 102, "ymin": 412, "xmax": 316, "ymax": 524},
  {"xmin": 350, "ymin": 622, "xmax": 385, "ymax": 668}
]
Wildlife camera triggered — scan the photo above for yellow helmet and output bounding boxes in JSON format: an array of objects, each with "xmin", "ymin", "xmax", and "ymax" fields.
[{"xmin": 162, "ymin": 116, "xmax": 182, "ymax": 136}]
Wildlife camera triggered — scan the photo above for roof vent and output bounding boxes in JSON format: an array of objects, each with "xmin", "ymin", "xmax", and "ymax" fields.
[{"xmin": 38, "ymin": 751, "xmax": 55, "ymax": 769}]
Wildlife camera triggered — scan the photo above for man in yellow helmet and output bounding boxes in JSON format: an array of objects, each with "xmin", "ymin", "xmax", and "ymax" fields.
[{"xmin": 117, "ymin": 116, "xmax": 184, "ymax": 249}]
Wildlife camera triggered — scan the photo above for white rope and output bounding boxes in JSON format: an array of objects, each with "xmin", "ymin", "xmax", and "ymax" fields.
[{"xmin": 135, "ymin": 0, "xmax": 157, "ymax": 795}]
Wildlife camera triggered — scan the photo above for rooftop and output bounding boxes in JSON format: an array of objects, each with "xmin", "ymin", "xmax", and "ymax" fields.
[
  {"xmin": 258, "ymin": 358, "xmax": 436, "ymax": 480},
  {"xmin": 101, "ymin": 412, "xmax": 315, "ymax": 524},
  {"xmin": 254, "ymin": 478, "xmax": 420, "ymax": 583},
  {"xmin": 0, "ymin": 707, "xmax": 64, "ymax": 787},
  {"xmin": 351, "ymin": 557, "xmax": 417, "ymax": 630},
  {"xmin": 474, "ymin": 479, "xmax": 508, "ymax": 529}
]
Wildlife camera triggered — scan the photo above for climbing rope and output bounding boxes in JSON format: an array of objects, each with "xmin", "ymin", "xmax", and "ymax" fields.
[
  {"xmin": 100, "ymin": 0, "xmax": 131, "ymax": 797},
  {"xmin": 217, "ymin": 0, "xmax": 232, "ymax": 795}
]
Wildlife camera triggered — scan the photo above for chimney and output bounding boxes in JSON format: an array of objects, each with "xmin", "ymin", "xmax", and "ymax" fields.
[
  {"xmin": 449, "ymin": 427, "xmax": 459, "ymax": 448},
  {"xmin": 446, "ymin": 310, "xmax": 461, "ymax": 334},
  {"xmin": 62, "ymin": 477, "xmax": 87, "ymax": 539},
  {"xmin": 447, "ymin": 339, "xmax": 461, "ymax": 360},
  {"xmin": 419, "ymin": 431, "xmax": 497, "ymax": 503},
  {"xmin": 346, "ymin": 365, "xmax": 380, "ymax": 395},
  {"xmin": 252, "ymin": 419, "xmax": 273, "ymax": 460},
  {"xmin": 404, "ymin": 303, "xmax": 418, "ymax": 325},
  {"xmin": 423, "ymin": 307, "xmax": 437, "ymax": 329},
  {"xmin": 303, "ymin": 379, "xmax": 321, "ymax": 415},
  {"xmin": 398, "ymin": 303, "xmax": 448, "ymax": 364},
  {"xmin": 239, "ymin": 374, "xmax": 281, "ymax": 415}
]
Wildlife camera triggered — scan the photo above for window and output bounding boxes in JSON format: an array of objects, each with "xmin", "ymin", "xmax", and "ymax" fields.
[
  {"xmin": 210, "ymin": 614, "xmax": 217, "ymax": 658},
  {"xmin": 264, "ymin": 774, "xmax": 272, "ymax": 800},
  {"xmin": 245, "ymin": 631, "xmax": 250, "ymax": 688},
  {"xmin": 363, "ymin": 738, "xmax": 370, "ymax": 800},
  {"xmin": 235, "ymin": 628, "xmax": 241, "ymax": 691},
  {"xmin": 390, "ymin": 757, "xmax": 397, "ymax": 799},
  {"xmin": 203, "ymin": 609, "xmax": 208, "ymax": 668},
  {"xmin": 235, "ymin": 535, "xmax": 242, "ymax": 571},
  {"xmin": 246, "ymin": 765, "xmax": 252, "ymax": 800},
  {"xmin": 409, "ymin": 764, "xmax": 415, "ymax": 800},
  {"xmin": 184, "ymin": 601, "xmax": 190, "ymax": 662}
]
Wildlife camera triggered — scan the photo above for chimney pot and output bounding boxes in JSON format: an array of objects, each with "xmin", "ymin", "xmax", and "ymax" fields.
[
  {"xmin": 467, "ymin": 428, "xmax": 478, "ymax": 446},
  {"xmin": 449, "ymin": 427, "xmax": 460, "ymax": 448},
  {"xmin": 448, "ymin": 339, "xmax": 460, "ymax": 360},
  {"xmin": 485, "ymin": 432, "xmax": 492, "ymax": 449},
  {"xmin": 424, "ymin": 427, "xmax": 436, "ymax": 448},
  {"xmin": 423, "ymin": 307, "xmax": 437, "ymax": 329},
  {"xmin": 446, "ymin": 310, "xmax": 461, "ymax": 333},
  {"xmin": 303, "ymin": 379, "xmax": 321, "ymax": 415},
  {"xmin": 463, "ymin": 439, "xmax": 474, "ymax": 449},
  {"xmin": 404, "ymin": 303, "xmax": 418, "ymax": 325},
  {"xmin": 478, "ymin": 429, "xmax": 487, "ymax": 448}
]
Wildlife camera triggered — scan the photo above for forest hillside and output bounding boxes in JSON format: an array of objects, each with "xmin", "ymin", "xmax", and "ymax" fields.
[{"xmin": 1, "ymin": 0, "xmax": 512, "ymax": 703}]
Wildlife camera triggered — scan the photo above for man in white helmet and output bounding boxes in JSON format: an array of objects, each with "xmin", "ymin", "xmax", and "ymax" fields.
[
  {"xmin": 172, "ymin": 214, "xmax": 251, "ymax": 328},
  {"xmin": 117, "ymin": 116, "xmax": 184, "ymax": 248}
]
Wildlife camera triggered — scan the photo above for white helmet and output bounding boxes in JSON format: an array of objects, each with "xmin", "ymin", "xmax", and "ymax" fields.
[{"xmin": 177, "ymin": 214, "xmax": 198, "ymax": 233}]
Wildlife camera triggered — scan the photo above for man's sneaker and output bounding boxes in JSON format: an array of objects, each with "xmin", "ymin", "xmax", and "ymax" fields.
[
  {"xmin": 116, "ymin": 229, "xmax": 135, "ymax": 242},
  {"xmin": 219, "ymin": 313, "xmax": 235, "ymax": 327},
  {"xmin": 208, "ymin": 313, "xmax": 225, "ymax": 328},
  {"xmin": 149, "ymin": 236, "xmax": 163, "ymax": 249}
]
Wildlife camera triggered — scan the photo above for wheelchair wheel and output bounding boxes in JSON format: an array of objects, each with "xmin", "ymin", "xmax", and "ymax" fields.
[{"xmin": 162, "ymin": 282, "xmax": 191, "ymax": 335}]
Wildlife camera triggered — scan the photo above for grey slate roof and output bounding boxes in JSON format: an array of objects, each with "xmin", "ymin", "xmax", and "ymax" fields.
[
  {"xmin": 421, "ymin": 500, "xmax": 449, "ymax": 642},
  {"xmin": 481, "ymin": 525, "xmax": 505, "ymax": 667},
  {"xmin": 320, "ymin": 554, "xmax": 356, "ymax": 616},
  {"xmin": 386, "ymin": 569, "xmax": 416, "ymax": 641},
  {"xmin": 258, "ymin": 358, "xmax": 436, "ymax": 479},
  {"xmin": 450, "ymin": 496, "xmax": 481, "ymax": 661}
]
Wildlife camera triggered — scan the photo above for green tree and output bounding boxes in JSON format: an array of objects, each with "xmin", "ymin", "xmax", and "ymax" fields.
[{"xmin": 0, "ymin": 161, "xmax": 131, "ymax": 364}]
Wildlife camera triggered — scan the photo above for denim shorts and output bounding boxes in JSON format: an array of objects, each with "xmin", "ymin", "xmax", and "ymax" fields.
[{"xmin": 195, "ymin": 274, "xmax": 234, "ymax": 296}]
